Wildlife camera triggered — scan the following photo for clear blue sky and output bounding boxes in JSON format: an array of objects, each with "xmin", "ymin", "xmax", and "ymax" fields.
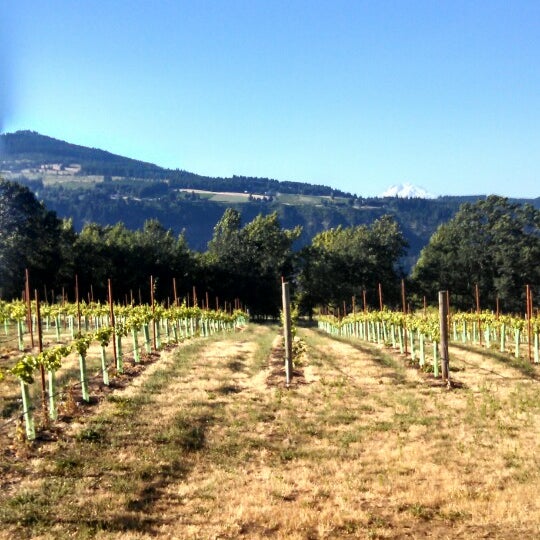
[{"xmin": 2, "ymin": 1, "xmax": 539, "ymax": 198}]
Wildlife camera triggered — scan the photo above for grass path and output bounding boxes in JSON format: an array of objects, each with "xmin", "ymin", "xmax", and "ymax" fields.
[{"xmin": 1, "ymin": 324, "xmax": 540, "ymax": 539}]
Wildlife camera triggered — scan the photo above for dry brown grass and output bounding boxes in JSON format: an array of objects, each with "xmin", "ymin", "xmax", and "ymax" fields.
[{"xmin": 1, "ymin": 323, "xmax": 540, "ymax": 539}]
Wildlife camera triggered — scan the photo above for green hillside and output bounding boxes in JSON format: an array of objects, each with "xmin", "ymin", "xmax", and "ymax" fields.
[{"xmin": 2, "ymin": 130, "xmax": 538, "ymax": 271}]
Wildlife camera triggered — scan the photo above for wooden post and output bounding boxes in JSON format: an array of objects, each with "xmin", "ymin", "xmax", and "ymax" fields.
[
  {"xmin": 150, "ymin": 276, "xmax": 157, "ymax": 351},
  {"xmin": 192, "ymin": 286, "xmax": 198, "ymax": 308},
  {"xmin": 527, "ymin": 285, "xmax": 533, "ymax": 362},
  {"xmin": 378, "ymin": 283, "xmax": 383, "ymax": 311},
  {"xmin": 206, "ymin": 291, "xmax": 210, "ymax": 311},
  {"xmin": 363, "ymin": 290, "xmax": 367, "ymax": 313},
  {"xmin": 173, "ymin": 278, "xmax": 178, "ymax": 307},
  {"xmin": 24, "ymin": 269, "xmax": 34, "ymax": 348},
  {"xmin": 352, "ymin": 296, "xmax": 356, "ymax": 314},
  {"xmin": 401, "ymin": 279, "xmax": 408, "ymax": 355},
  {"xmin": 75, "ymin": 274, "xmax": 81, "ymax": 333},
  {"xmin": 282, "ymin": 281, "xmax": 293, "ymax": 385},
  {"xmin": 34, "ymin": 289, "xmax": 47, "ymax": 411},
  {"xmin": 446, "ymin": 291, "xmax": 451, "ymax": 329},
  {"xmin": 475, "ymin": 283, "xmax": 482, "ymax": 346},
  {"xmin": 439, "ymin": 291, "xmax": 450, "ymax": 383},
  {"xmin": 108, "ymin": 279, "xmax": 117, "ymax": 365}
]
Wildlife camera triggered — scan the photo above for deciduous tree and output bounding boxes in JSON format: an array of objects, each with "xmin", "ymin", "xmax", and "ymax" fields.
[{"xmin": 411, "ymin": 196, "xmax": 540, "ymax": 311}]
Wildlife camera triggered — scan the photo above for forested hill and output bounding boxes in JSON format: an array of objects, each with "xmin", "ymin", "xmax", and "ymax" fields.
[
  {"xmin": 0, "ymin": 130, "xmax": 349, "ymax": 197},
  {"xmin": 1, "ymin": 130, "xmax": 538, "ymax": 271}
]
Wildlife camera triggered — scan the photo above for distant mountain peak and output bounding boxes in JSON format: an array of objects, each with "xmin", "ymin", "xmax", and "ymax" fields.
[{"xmin": 380, "ymin": 183, "xmax": 435, "ymax": 199}]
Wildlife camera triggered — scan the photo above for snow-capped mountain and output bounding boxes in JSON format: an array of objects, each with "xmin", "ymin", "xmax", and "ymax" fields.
[{"xmin": 380, "ymin": 183, "xmax": 435, "ymax": 199}]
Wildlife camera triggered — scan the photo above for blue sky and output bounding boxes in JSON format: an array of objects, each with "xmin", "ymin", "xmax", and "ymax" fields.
[{"xmin": 2, "ymin": 1, "xmax": 539, "ymax": 198}]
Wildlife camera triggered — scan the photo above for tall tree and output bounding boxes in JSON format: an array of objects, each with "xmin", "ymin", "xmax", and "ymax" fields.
[
  {"xmin": 0, "ymin": 179, "xmax": 64, "ymax": 299},
  {"xmin": 297, "ymin": 216, "xmax": 407, "ymax": 315},
  {"xmin": 411, "ymin": 196, "xmax": 540, "ymax": 311},
  {"xmin": 71, "ymin": 220, "xmax": 193, "ymax": 302},
  {"xmin": 204, "ymin": 209, "xmax": 301, "ymax": 316}
]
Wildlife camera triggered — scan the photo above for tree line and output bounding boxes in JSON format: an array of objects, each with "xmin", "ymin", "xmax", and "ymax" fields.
[{"xmin": 1, "ymin": 179, "xmax": 539, "ymax": 315}]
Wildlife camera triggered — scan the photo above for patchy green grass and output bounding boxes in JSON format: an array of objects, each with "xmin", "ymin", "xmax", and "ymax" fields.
[
  {"xmin": 1, "ymin": 324, "xmax": 540, "ymax": 539},
  {"xmin": 452, "ymin": 342, "xmax": 539, "ymax": 379}
]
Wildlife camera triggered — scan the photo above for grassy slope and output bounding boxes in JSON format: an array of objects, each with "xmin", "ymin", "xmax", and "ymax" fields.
[{"xmin": 1, "ymin": 324, "xmax": 540, "ymax": 539}]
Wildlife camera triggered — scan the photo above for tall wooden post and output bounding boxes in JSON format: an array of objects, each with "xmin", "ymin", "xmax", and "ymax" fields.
[
  {"xmin": 282, "ymin": 280, "xmax": 293, "ymax": 385},
  {"xmin": 75, "ymin": 274, "xmax": 81, "ymax": 333},
  {"xmin": 173, "ymin": 278, "xmax": 178, "ymax": 307},
  {"xmin": 401, "ymin": 279, "xmax": 408, "ymax": 355},
  {"xmin": 363, "ymin": 290, "xmax": 367, "ymax": 313},
  {"xmin": 439, "ymin": 291, "xmax": 450, "ymax": 383},
  {"xmin": 34, "ymin": 289, "xmax": 46, "ymax": 410},
  {"xmin": 24, "ymin": 269, "xmax": 34, "ymax": 348},
  {"xmin": 526, "ymin": 285, "xmax": 533, "ymax": 362},
  {"xmin": 475, "ymin": 283, "xmax": 482, "ymax": 345},
  {"xmin": 108, "ymin": 279, "xmax": 117, "ymax": 365},
  {"xmin": 378, "ymin": 283, "xmax": 383, "ymax": 311},
  {"xmin": 150, "ymin": 276, "xmax": 157, "ymax": 351}
]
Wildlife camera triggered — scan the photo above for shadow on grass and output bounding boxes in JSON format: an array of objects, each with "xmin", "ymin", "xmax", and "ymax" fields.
[
  {"xmin": 227, "ymin": 358, "xmax": 246, "ymax": 372},
  {"xmin": 452, "ymin": 343, "xmax": 539, "ymax": 381},
  {"xmin": 314, "ymin": 329, "xmax": 410, "ymax": 385}
]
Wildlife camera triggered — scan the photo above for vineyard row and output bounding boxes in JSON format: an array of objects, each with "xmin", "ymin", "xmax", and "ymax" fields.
[
  {"xmin": 317, "ymin": 309, "xmax": 540, "ymax": 376},
  {"xmin": 0, "ymin": 300, "xmax": 248, "ymax": 440}
]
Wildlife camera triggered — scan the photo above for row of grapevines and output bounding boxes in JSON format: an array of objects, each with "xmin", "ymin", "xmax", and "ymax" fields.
[
  {"xmin": 317, "ymin": 309, "xmax": 540, "ymax": 374},
  {"xmin": 1, "ymin": 301, "xmax": 248, "ymax": 440},
  {"xmin": 318, "ymin": 310, "xmax": 442, "ymax": 375}
]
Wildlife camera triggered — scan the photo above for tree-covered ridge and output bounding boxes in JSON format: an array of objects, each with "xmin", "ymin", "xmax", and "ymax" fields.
[
  {"xmin": 0, "ymin": 130, "xmax": 348, "ymax": 196},
  {"xmin": 0, "ymin": 134, "xmax": 466, "ymax": 270},
  {"xmin": 0, "ymin": 130, "xmax": 165, "ymax": 177},
  {"xmin": 0, "ymin": 179, "xmax": 405, "ymax": 316},
  {"xmin": 1, "ymin": 179, "xmax": 538, "ymax": 317},
  {"xmin": 2, "ymin": 130, "xmax": 539, "ymax": 273}
]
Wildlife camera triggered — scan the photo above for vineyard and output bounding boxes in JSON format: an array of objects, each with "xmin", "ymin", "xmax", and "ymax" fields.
[
  {"xmin": 0, "ymin": 299, "xmax": 247, "ymax": 441},
  {"xmin": 2, "ymin": 295, "xmax": 540, "ymax": 538},
  {"xmin": 318, "ymin": 309, "xmax": 540, "ymax": 374}
]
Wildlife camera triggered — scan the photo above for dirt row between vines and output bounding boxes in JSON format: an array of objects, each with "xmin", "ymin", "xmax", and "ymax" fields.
[{"xmin": 1, "ymin": 323, "xmax": 540, "ymax": 539}]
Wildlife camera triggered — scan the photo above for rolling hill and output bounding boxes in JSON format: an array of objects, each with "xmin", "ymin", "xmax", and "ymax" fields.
[{"xmin": 2, "ymin": 130, "xmax": 538, "ymax": 271}]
